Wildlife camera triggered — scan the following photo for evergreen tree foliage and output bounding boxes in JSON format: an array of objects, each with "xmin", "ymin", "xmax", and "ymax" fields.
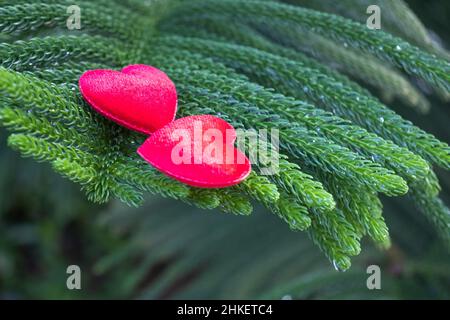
[{"xmin": 0, "ymin": 0, "xmax": 449, "ymax": 272}]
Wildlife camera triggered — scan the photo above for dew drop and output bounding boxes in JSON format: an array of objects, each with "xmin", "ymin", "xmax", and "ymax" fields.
[
  {"xmin": 379, "ymin": 116, "xmax": 385, "ymax": 123},
  {"xmin": 332, "ymin": 260, "xmax": 340, "ymax": 271},
  {"xmin": 395, "ymin": 45, "xmax": 402, "ymax": 51},
  {"xmin": 281, "ymin": 295, "xmax": 293, "ymax": 300},
  {"xmin": 332, "ymin": 260, "xmax": 348, "ymax": 272}
]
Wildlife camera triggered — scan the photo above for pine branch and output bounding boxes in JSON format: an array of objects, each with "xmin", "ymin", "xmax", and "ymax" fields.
[
  {"xmin": 217, "ymin": 188, "xmax": 253, "ymax": 216},
  {"xmin": 169, "ymin": 0, "xmax": 450, "ymax": 91},
  {"xmin": 6, "ymin": 35, "xmax": 129, "ymax": 68},
  {"xmin": 257, "ymin": 25, "xmax": 431, "ymax": 112},
  {"xmin": 285, "ymin": 0, "xmax": 450, "ymax": 60},
  {"xmin": 161, "ymin": 16, "xmax": 431, "ymax": 113},
  {"xmin": 269, "ymin": 191, "xmax": 312, "ymax": 231},
  {"xmin": 0, "ymin": 2, "xmax": 148, "ymax": 41},
  {"xmin": 410, "ymin": 187, "xmax": 450, "ymax": 248}
]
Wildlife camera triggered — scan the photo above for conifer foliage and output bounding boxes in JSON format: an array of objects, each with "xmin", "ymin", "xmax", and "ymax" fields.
[{"xmin": 0, "ymin": 0, "xmax": 449, "ymax": 270}]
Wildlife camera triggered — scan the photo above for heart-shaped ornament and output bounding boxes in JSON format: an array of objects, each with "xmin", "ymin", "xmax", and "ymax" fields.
[
  {"xmin": 137, "ymin": 115, "xmax": 251, "ymax": 188},
  {"xmin": 79, "ymin": 64, "xmax": 177, "ymax": 134}
]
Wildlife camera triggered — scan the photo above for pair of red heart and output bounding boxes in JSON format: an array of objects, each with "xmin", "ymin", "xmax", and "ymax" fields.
[{"xmin": 79, "ymin": 64, "xmax": 251, "ymax": 188}]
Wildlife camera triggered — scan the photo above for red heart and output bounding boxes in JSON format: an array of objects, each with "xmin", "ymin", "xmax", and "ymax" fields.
[
  {"xmin": 137, "ymin": 115, "xmax": 251, "ymax": 188},
  {"xmin": 79, "ymin": 64, "xmax": 177, "ymax": 134}
]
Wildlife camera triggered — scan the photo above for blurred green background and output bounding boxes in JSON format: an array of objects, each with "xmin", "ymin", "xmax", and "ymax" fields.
[{"xmin": 0, "ymin": 0, "xmax": 449, "ymax": 299}]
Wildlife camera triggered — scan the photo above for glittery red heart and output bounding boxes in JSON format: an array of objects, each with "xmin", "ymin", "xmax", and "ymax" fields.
[
  {"xmin": 137, "ymin": 115, "xmax": 251, "ymax": 188},
  {"xmin": 79, "ymin": 64, "xmax": 177, "ymax": 134}
]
